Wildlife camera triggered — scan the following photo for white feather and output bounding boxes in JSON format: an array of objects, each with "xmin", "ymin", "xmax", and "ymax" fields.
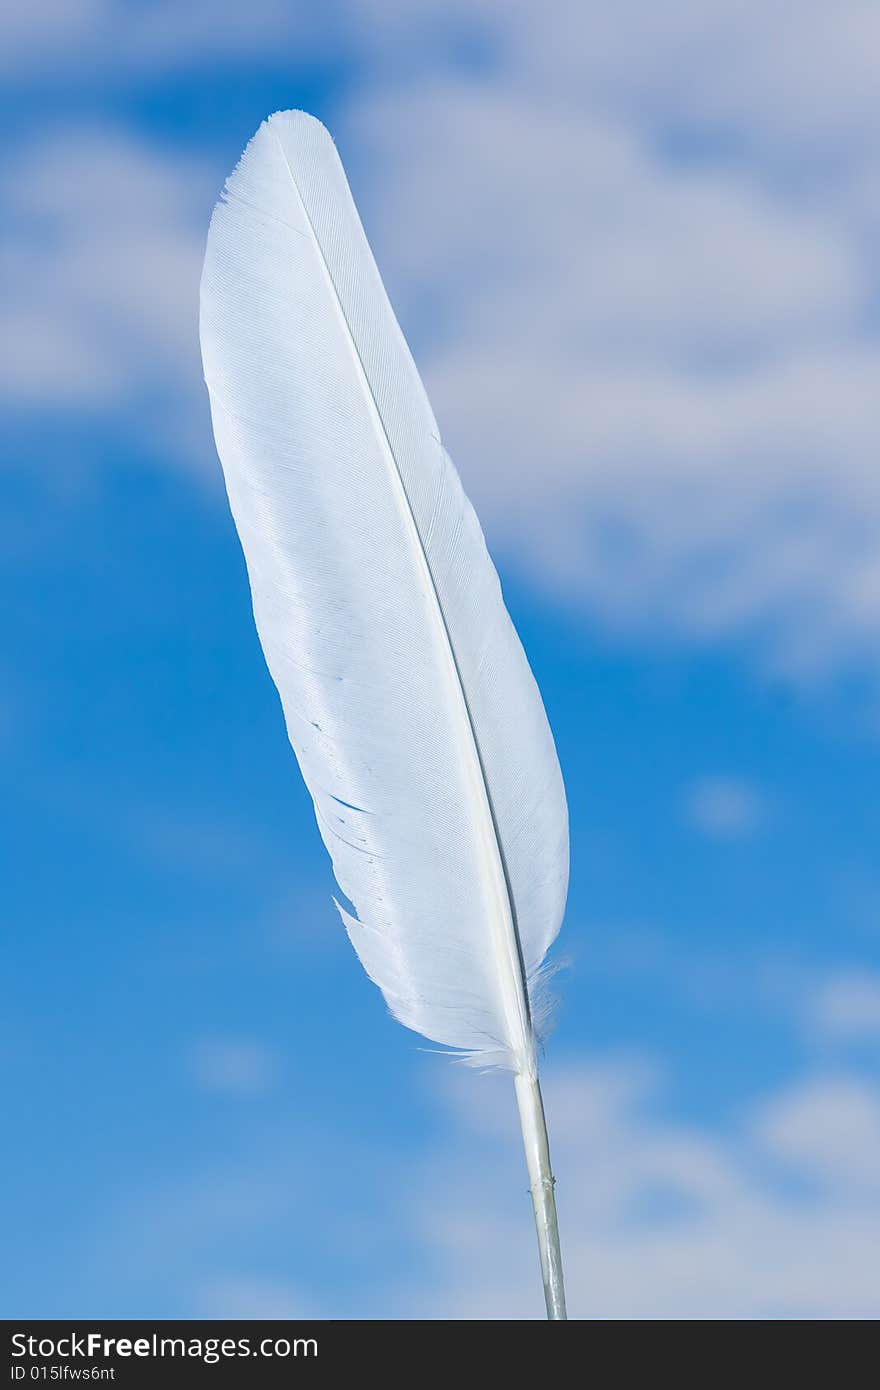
[{"xmin": 199, "ymin": 111, "xmax": 568, "ymax": 1075}]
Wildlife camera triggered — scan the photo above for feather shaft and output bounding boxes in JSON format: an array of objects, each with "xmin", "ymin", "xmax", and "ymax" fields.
[
  {"xmin": 516, "ymin": 1073, "xmax": 566, "ymax": 1319},
  {"xmin": 275, "ymin": 124, "xmax": 535, "ymax": 1073}
]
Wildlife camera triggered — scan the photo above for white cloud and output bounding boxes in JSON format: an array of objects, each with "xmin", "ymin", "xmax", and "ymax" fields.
[
  {"xmin": 755, "ymin": 1074, "xmax": 880, "ymax": 1193},
  {"xmin": 0, "ymin": 128, "xmax": 210, "ymax": 422},
  {"xmin": 0, "ymin": 1, "xmax": 330, "ymax": 78},
  {"xmin": 188, "ymin": 1037, "xmax": 279, "ymax": 1095},
  {"xmin": 810, "ymin": 971, "xmax": 880, "ymax": 1040},
  {"xmin": 684, "ymin": 776, "xmax": 765, "ymax": 838},
  {"xmin": 72, "ymin": 1048, "xmax": 880, "ymax": 1318},
  {"xmin": 6, "ymin": 3, "xmax": 880, "ymax": 680},
  {"xmin": 402, "ymin": 1058, "xmax": 880, "ymax": 1318},
  {"xmin": 350, "ymin": 0, "xmax": 880, "ymax": 174},
  {"xmin": 342, "ymin": 72, "xmax": 880, "ymax": 677}
]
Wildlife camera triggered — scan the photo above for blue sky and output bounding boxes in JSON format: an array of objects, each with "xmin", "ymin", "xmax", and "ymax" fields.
[{"xmin": 2, "ymin": 2, "xmax": 880, "ymax": 1318}]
